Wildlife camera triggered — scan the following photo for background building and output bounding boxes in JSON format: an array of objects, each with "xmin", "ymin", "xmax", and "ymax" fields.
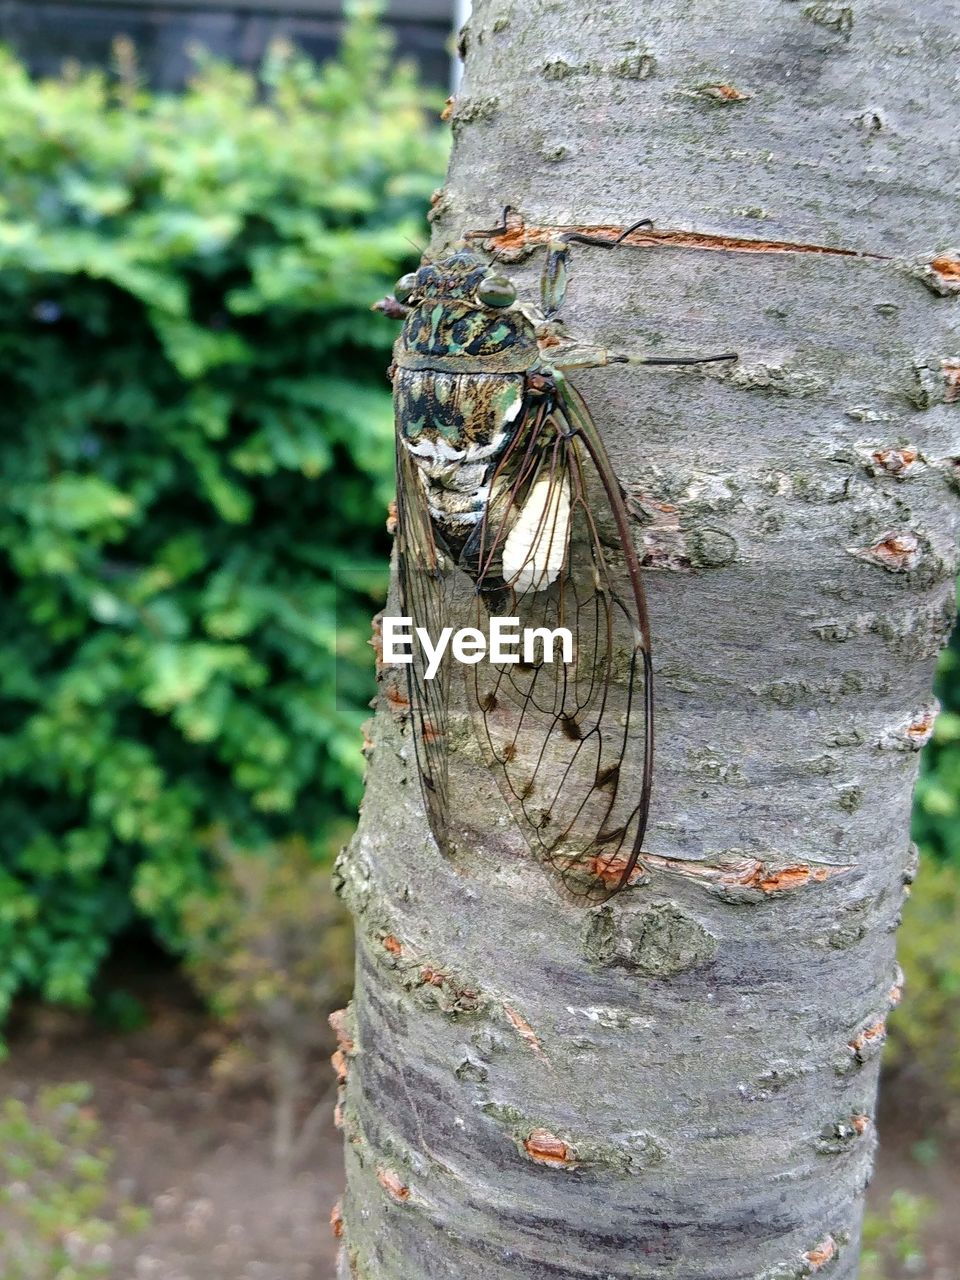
[{"xmin": 0, "ymin": 0, "xmax": 456, "ymax": 87}]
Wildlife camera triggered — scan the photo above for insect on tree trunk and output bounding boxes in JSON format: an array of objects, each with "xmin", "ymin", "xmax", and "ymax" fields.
[{"xmin": 332, "ymin": 1, "xmax": 960, "ymax": 1276}]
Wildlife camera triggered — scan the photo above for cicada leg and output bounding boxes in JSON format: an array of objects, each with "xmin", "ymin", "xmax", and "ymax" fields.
[
  {"xmin": 554, "ymin": 347, "xmax": 738, "ymax": 371},
  {"xmin": 540, "ymin": 219, "xmax": 654, "ymax": 320},
  {"xmin": 539, "ymin": 219, "xmax": 737, "ymax": 366},
  {"xmin": 371, "ymin": 296, "xmax": 412, "ymax": 321},
  {"xmin": 539, "ymin": 241, "xmax": 569, "ymax": 321}
]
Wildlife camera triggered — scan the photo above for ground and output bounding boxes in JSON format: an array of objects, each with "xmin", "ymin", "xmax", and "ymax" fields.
[
  {"xmin": 0, "ymin": 972, "xmax": 341, "ymax": 1280},
  {"xmin": 0, "ymin": 976, "xmax": 957, "ymax": 1280}
]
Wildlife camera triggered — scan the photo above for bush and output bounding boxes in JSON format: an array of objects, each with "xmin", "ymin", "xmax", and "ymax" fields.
[
  {"xmin": 0, "ymin": 6, "xmax": 447, "ymax": 1028},
  {"xmin": 0, "ymin": 1082, "xmax": 150, "ymax": 1277},
  {"xmin": 913, "ymin": 614, "xmax": 960, "ymax": 864},
  {"xmin": 181, "ymin": 826, "xmax": 354, "ymax": 1167},
  {"xmin": 885, "ymin": 855, "xmax": 960, "ymax": 1113},
  {"xmin": 860, "ymin": 1189, "xmax": 935, "ymax": 1280},
  {"xmin": 894, "ymin": 614, "xmax": 960, "ymax": 1117}
]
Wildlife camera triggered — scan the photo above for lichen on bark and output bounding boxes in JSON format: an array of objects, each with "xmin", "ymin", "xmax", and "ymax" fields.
[{"xmin": 334, "ymin": 1, "xmax": 960, "ymax": 1276}]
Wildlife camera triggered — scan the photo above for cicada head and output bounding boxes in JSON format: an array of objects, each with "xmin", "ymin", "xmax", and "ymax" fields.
[{"xmin": 393, "ymin": 246, "xmax": 518, "ymax": 312}]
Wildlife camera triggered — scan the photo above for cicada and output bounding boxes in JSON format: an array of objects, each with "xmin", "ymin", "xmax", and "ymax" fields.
[{"xmin": 377, "ymin": 215, "xmax": 734, "ymax": 902}]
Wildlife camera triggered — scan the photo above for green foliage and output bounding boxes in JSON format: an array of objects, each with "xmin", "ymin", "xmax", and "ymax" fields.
[
  {"xmin": 0, "ymin": 1083, "xmax": 150, "ymax": 1277},
  {"xmin": 886, "ymin": 855, "xmax": 960, "ymax": 1105},
  {"xmin": 181, "ymin": 827, "xmax": 354, "ymax": 1164},
  {"xmin": 182, "ymin": 827, "xmax": 353, "ymax": 1034},
  {"xmin": 860, "ymin": 1189, "xmax": 934, "ymax": 1280},
  {"xmin": 913, "ymin": 610, "xmax": 960, "ymax": 863},
  {"xmin": 898, "ymin": 607, "xmax": 960, "ymax": 1114},
  {"xmin": 0, "ymin": 10, "xmax": 447, "ymax": 1025}
]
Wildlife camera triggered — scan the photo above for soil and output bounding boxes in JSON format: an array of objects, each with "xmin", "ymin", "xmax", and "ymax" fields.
[
  {"xmin": 871, "ymin": 1081, "xmax": 960, "ymax": 1280},
  {"xmin": 0, "ymin": 976, "xmax": 957, "ymax": 1280},
  {"xmin": 0, "ymin": 974, "xmax": 342, "ymax": 1280}
]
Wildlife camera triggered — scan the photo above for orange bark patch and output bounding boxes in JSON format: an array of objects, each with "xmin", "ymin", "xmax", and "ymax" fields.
[
  {"xmin": 754, "ymin": 864, "xmax": 836, "ymax": 893},
  {"xmin": 419, "ymin": 966, "xmax": 447, "ymax": 987},
  {"xmin": 386, "ymin": 500, "xmax": 398, "ymax": 535},
  {"xmin": 871, "ymin": 446, "xmax": 919, "ymax": 475},
  {"xmin": 330, "ymin": 1199, "xmax": 344, "ymax": 1239},
  {"xmin": 696, "ymin": 82, "xmax": 752, "ymax": 101},
  {"xmin": 589, "ymin": 852, "xmax": 644, "ymax": 887},
  {"xmin": 331, "ymin": 1047, "xmax": 349, "ymax": 1084},
  {"xmin": 376, "ymin": 1167, "xmax": 410, "ymax": 1202},
  {"xmin": 849, "ymin": 1017, "xmax": 887, "ymax": 1055},
  {"xmin": 472, "ymin": 210, "xmax": 884, "ymax": 261},
  {"xmin": 851, "ymin": 532, "xmax": 920, "ymax": 572},
  {"xmin": 385, "ymin": 682, "xmax": 410, "ymax": 712},
  {"xmin": 942, "ymin": 359, "xmax": 960, "ymax": 404},
  {"xmin": 906, "ymin": 708, "xmax": 937, "ymax": 744},
  {"xmin": 369, "ymin": 617, "xmax": 385, "ymax": 671},
  {"xmin": 503, "ymin": 1001, "xmax": 549, "ymax": 1061},
  {"xmin": 643, "ymin": 852, "xmax": 851, "ymax": 895},
  {"xmin": 328, "ymin": 1008, "xmax": 355, "ymax": 1054},
  {"xmin": 522, "ymin": 1128, "xmax": 577, "ymax": 1168},
  {"xmin": 382, "ymin": 934, "xmax": 404, "ymax": 956},
  {"xmin": 851, "ymin": 1113, "xmax": 870, "ymax": 1135},
  {"xmin": 931, "ymin": 255, "xmax": 960, "ymax": 282},
  {"xmin": 805, "ymin": 1236, "xmax": 838, "ymax": 1270}
]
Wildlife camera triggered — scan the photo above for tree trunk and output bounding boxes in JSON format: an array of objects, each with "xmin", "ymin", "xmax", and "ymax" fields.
[{"xmin": 333, "ymin": 1, "xmax": 959, "ymax": 1276}]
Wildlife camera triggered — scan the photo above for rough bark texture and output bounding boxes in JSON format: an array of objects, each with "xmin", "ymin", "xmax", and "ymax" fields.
[{"xmin": 334, "ymin": 2, "xmax": 960, "ymax": 1277}]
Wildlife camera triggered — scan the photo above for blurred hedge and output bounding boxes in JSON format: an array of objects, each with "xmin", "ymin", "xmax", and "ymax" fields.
[
  {"xmin": 889, "ymin": 619, "xmax": 960, "ymax": 1116},
  {"xmin": 913, "ymin": 612, "xmax": 960, "ymax": 863},
  {"xmin": 886, "ymin": 856, "xmax": 960, "ymax": 1109},
  {"xmin": 0, "ymin": 6, "xmax": 447, "ymax": 1024}
]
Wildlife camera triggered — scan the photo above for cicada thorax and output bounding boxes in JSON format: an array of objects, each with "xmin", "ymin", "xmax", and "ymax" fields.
[
  {"xmin": 392, "ymin": 257, "xmax": 543, "ymax": 559},
  {"xmin": 402, "ymin": 299, "xmax": 534, "ymax": 366}
]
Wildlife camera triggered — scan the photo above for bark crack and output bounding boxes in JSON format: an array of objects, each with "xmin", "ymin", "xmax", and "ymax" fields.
[{"xmin": 469, "ymin": 207, "xmax": 888, "ymax": 262}]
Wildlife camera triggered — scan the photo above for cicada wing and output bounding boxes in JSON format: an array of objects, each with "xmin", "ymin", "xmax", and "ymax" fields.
[
  {"xmin": 466, "ymin": 385, "xmax": 653, "ymax": 902},
  {"xmin": 394, "ymin": 437, "xmax": 453, "ymax": 850}
]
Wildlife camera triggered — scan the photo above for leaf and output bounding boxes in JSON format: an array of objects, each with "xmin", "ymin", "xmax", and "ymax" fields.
[
  {"xmin": 29, "ymin": 474, "xmax": 136, "ymax": 532},
  {"xmin": 0, "ymin": 10, "xmax": 445, "ymax": 1023}
]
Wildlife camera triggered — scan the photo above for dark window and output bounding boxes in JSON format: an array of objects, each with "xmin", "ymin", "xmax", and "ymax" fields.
[{"xmin": 0, "ymin": 0, "xmax": 455, "ymax": 89}]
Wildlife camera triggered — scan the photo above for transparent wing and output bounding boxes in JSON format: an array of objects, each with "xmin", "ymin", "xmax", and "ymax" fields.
[
  {"xmin": 465, "ymin": 381, "xmax": 653, "ymax": 902},
  {"xmin": 394, "ymin": 437, "xmax": 452, "ymax": 849}
]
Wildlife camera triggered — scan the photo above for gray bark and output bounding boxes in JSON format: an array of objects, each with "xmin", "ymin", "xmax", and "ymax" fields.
[{"xmin": 333, "ymin": 1, "xmax": 960, "ymax": 1276}]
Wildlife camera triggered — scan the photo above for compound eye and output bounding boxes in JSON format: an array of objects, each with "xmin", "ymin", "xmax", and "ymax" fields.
[
  {"xmin": 393, "ymin": 273, "xmax": 418, "ymax": 303},
  {"xmin": 476, "ymin": 275, "xmax": 517, "ymax": 308}
]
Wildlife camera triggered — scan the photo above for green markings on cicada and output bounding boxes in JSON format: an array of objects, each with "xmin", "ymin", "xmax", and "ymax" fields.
[
  {"xmin": 429, "ymin": 304, "xmax": 445, "ymax": 347},
  {"xmin": 493, "ymin": 381, "xmax": 524, "ymax": 426},
  {"xmin": 404, "ymin": 299, "xmax": 530, "ymax": 362},
  {"xmin": 402, "ymin": 414, "xmax": 427, "ymax": 440},
  {"xmin": 395, "ymin": 369, "xmax": 526, "ymax": 452}
]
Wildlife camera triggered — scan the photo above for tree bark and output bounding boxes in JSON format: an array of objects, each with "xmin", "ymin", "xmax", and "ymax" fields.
[{"xmin": 334, "ymin": 2, "xmax": 960, "ymax": 1276}]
